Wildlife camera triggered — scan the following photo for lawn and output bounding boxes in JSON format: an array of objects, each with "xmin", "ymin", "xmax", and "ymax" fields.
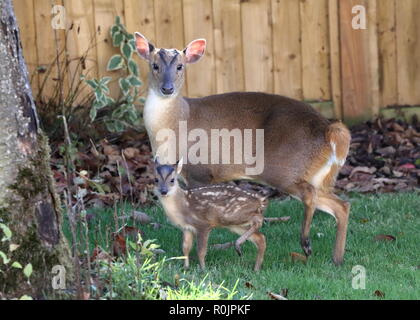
[{"xmin": 64, "ymin": 192, "xmax": 419, "ymax": 300}]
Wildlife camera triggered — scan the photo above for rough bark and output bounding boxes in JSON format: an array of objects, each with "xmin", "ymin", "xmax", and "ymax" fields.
[{"xmin": 0, "ymin": 0, "xmax": 72, "ymax": 298}]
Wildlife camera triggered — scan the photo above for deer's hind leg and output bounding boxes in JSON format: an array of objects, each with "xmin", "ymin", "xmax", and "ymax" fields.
[
  {"xmin": 316, "ymin": 191, "xmax": 350, "ymax": 265},
  {"xmin": 228, "ymin": 216, "xmax": 265, "ymax": 271},
  {"xmin": 233, "ymin": 216, "xmax": 263, "ymax": 256},
  {"xmin": 196, "ymin": 227, "xmax": 211, "ymax": 270}
]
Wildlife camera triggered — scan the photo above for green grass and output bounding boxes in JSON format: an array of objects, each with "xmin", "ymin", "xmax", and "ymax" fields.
[{"xmin": 64, "ymin": 192, "xmax": 420, "ymax": 300}]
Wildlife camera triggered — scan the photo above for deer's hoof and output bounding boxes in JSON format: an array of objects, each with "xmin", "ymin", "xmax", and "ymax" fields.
[
  {"xmin": 333, "ymin": 256, "xmax": 344, "ymax": 266},
  {"xmin": 301, "ymin": 238, "xmax": 312, "ymax": 257},
  {"xmin": 235, "ymin": 243, "xmax": 242, "ymax": 257}
]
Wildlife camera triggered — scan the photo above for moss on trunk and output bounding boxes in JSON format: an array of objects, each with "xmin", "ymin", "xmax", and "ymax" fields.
[{"xmin": 0, "ymin": 133, "xmax": 73, "ymax": 298}]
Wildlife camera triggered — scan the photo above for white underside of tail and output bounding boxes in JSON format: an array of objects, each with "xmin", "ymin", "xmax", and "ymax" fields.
[{"xmin": 311, "ymin": 142, "xmax": 345, "ymax": 189}]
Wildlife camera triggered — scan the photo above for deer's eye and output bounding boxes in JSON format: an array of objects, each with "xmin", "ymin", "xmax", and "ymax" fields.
[
  {"xmin": 177, "ymin": 64, "xmax": 183, "ymax": 71},
  {"xmin": 154, "ymin": 178, "xmax": 159, "ymax": 183},
  {"xmin": 152, "ymin": 63, "xmax": 159, "ymax": 71},
  {"xmin": 170, "ymin": 178, "xmax": 175, "ymax": 183}
]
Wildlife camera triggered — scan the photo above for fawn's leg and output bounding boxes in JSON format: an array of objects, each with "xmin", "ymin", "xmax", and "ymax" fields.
[
  {"xmin": 234, "ymin": 223, "xmax": 259, "ymax": 257},
  {"xmin": 229, "ymin": 225, "xmax": 266, "ymax": 271},
  {"xmin": 182, "ymin": 230, "xmax": 194, "ymax": 269},
  {"xmin": 196, "ymin": 228, "xmax": 211, "ymax": 270},
  {"xmin": 249, "ymin": 232, "xmax": 266, "ymax": 271},
  {"xmin": 316, "ymin": 191, "xmax": 350, "ymax": 265}
]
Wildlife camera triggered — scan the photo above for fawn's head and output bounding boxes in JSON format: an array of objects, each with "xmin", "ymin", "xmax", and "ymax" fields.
[
  {"xmin": 135, "ymin": 32, "xmax": 206, "ymax": 97},
  {"xmin": 154, "ymin": 157, "xmax": 184, "ymax": 197}
]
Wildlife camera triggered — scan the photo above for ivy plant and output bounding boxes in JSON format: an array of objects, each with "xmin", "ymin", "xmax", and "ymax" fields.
[
  {"xmin": 85, "ymin": 16, "xmax": 144, "ymax": 133},
  {"xmin": 0, "ymin": 222, "xmax": 33, "ymax": 299}
]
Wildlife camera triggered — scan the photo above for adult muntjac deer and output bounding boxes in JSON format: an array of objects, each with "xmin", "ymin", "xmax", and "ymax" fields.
[{"xmin": 135, "ymin": 32, "xmax": 351, "ymax": 265}]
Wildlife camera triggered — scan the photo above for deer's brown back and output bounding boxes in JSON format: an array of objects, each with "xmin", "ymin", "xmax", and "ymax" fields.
[{"xmin": 183, "ymin": 92, "xmax": 331, "ymax": 190}]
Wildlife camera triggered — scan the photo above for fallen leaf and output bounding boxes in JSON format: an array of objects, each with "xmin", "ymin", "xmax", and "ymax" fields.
[
  {"xmin": 245, "ymin": 282, "xmax": 255, "ymax": 289},
  {"xmin": 374, "ymin": 290, "xmax": 385, "ymax": 298},
  {"xmin": 112, "ymin": 234, "xmax": 127, "ymax": 257},
  {"xmin": 268, "ymin": 292, "xmax": 288, "ymax": 300},
  {"xmin": 91, "ymin": 246, "xmax": 112, "ymax": 262},
  {"xmin": 131, "ymin": 211, "xmax": 152, "ymax": 224},
  {"xmin": 350, "ymin": 166, "xmax": 377, "ymax": 178},
  {"xmin": 123, "ymin": 147, "xmax": 140, "ymax": 160},
  {"xmin": 374, "ymin": 234, "xmax": 396, "ymax": 241},
  {"xmin": 281, "ymin": 288, "xmax": 289, "ymax": 298},
  {"xmin": 290, "ymin": 252, "xmax": 307, "ymax": 264}
]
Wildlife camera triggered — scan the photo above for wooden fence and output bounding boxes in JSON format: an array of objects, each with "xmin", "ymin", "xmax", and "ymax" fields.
[{"xmin": 14, "ymin": 0, "xmax": 420, "ymax": 122}]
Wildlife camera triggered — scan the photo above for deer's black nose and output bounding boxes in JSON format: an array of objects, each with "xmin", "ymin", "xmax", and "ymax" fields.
[
  {"xmin": 160, "ymin": 190, "xmax": 168, "ymax": 196},
  {"xmin": 161, "ymin": 85, "xmax": 174, "ymax": 95}
]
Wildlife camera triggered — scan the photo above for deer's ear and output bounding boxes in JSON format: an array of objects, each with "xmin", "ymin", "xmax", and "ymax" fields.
[
  {"xmin": 183, "ymin": 39, "xmax": 206, "ymax": 64},
  {"xmin": 176, "ymin": 158, "xmax": 184, "ymax": 175},
  {"xmin": 135, "ymin": 32, "xmax": 154, "ymax": 60}
]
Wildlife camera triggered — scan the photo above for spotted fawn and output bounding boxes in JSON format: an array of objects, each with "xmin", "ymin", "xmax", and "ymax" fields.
[{"xmin": 154, "ymin": 158, "xmax": 268, "ymax": 271}]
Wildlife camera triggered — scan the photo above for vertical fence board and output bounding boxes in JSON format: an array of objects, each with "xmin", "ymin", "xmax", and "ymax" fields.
[
  {"xmin": 212, "ymin": 0, "xmax": 244, "ymax": 94},
  {"xmin": 340, "ymin": 0, "xmax": 369, "ymax": 120},
  {"xmin": 396, "ymin": 0, "xmax": 420, "ymax": 105},
  {"xmin": 367, "ymin": 0, "xmax": 380, "ymax": 116},
  {"xmin": 271, "ymin": 0, "xmax": 302, "ymax": 100},
  {"xmin": 241, "ymin": 0, "xmax": 273, "ymax": 93},
  {"xmin": 124, "ymin": 0, "xmax": 156, "ymax": 88},
  {"xmin": 300, "ymin": 0, "xmax": 330, "ymax": 101},
  {"xmin": 14, "ymin": 0, "xmax": 39, "ymax": 94},
  {"xmin": 183, "ymin": 0, "xmax": 216, "ymax": 98},
  {"xmin": 340, "ymin": 0, "xmax": 380, "ymax": 121},
  {"xmin": 377, "ymin": 0, "xmax": 397, "ymax": 107},
  {"xmin": 328, "ymin": 0, "xmax": 342, "ymax": 119},
  {"xmin": 93, "ymin": 0, "xmax": 125, "ymax": 99},
  {"xmin": 154, "ymin": 0, "xmax": 184, "ymax": 49},
  {"xmin": 34, "ymin": 0, "xmax": 67, "ymax": 102},
  {"xmin": 154, "ymin": 0, "xmax": 186, "ymax": 95},
  {"xmin": 65, "ymin": 0, "xmax": 97, "ymax": 104}
]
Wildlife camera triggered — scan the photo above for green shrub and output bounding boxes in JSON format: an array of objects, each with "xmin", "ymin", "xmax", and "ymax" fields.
[
  {"xmin": 85, "ymin": 16, "xmax": 144, "ymax": 133},
  {"xmin": 97, "ymin": 235, "xmax": 244, "ymax": 300}
]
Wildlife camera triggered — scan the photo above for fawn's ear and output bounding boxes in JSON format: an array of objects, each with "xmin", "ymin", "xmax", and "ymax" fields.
[
  {"xmin": 183, "ymin": 39, "xmax": 206, "ymax": 64},
  {"xmin": 135, "ymin": 32, "xmax": 154, "ymax": 60},
  {"xmin": 176, "ymin": 158, "xmax": 184, "ymax": 175}
]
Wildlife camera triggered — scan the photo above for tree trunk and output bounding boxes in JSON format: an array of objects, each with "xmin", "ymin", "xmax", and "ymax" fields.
[{"xmin": 0, "ymin": 0, "xmax": 72, "ymax": 298}]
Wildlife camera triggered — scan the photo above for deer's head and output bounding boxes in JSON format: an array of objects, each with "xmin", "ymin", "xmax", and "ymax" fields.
[{"xmin": 135, "ymin": 32, "xmax": 206, "ymax": 97}]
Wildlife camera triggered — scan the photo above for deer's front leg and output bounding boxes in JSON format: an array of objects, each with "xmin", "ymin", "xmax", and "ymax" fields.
[{"xmin": 182, "ymin": 230, "xmax": 194, "ymax": 269}]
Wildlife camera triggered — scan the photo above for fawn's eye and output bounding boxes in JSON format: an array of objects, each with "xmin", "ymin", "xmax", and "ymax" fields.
[
  {"xmin": 152, "ymin": 63, "xmax": 159, "ymax": 71},
  {"xmin": 170, "ymin": 178, "xmax": 175, "ymax": 183},
  {"xmin": 154, "ymin": 178, "xmax": 159, "ymax": 183},
  {"xmin": 177, "ymin": 64, "xmax": 183, "ymax": 71}
]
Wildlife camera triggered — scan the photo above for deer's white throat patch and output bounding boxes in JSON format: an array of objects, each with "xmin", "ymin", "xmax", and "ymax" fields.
[{"xmin": 144, "ymin": 89, "xmax": 177, "ymax": 137}]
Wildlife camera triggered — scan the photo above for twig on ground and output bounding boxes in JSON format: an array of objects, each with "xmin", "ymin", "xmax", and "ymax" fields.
[
  {"xmin": 264, "ymin": 216, "xmax": 291, "ymax": 223},
  {"xmin": 211, "ymin": 242, "xmax": 234, "ymax": 250}
]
